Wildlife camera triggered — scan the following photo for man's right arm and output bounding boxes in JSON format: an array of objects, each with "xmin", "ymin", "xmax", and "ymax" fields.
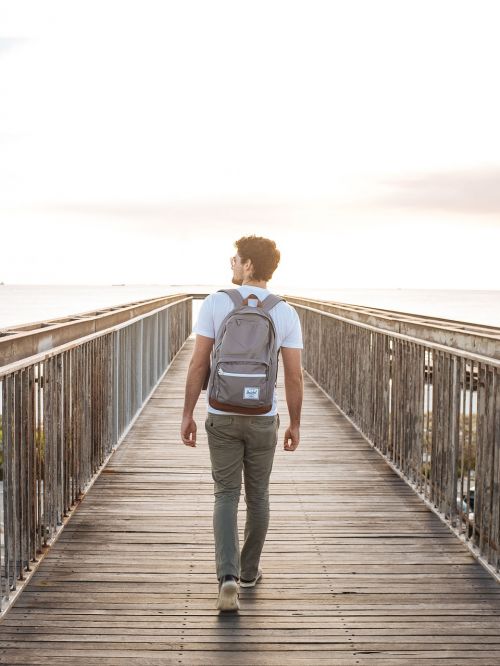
[
  {"xmin": 281, "ymin": 347, "xmax": 303, "ymax": 451},
  {"xmin": 181, "ymin": 334, "xmax": 214, "ymax": 447}
]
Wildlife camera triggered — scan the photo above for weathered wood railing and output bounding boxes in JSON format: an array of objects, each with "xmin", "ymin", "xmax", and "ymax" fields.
[
  {"xmin": 0, "ymin": 296, "xmax": 192, "ymax": 610},
  {"xmin": 294, "ymin": 301, "xmax": 500, "ymax": 577}
]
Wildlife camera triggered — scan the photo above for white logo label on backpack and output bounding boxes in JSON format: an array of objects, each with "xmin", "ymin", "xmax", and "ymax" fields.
[{"xmin": 244, "ymin": 387, "xmax": 260, "ymax": 400}]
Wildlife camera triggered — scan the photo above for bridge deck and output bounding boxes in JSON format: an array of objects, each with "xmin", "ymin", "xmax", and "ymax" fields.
[{"xmin": 1, "ymin": 338, "xmax": 499, "ymax": 665}]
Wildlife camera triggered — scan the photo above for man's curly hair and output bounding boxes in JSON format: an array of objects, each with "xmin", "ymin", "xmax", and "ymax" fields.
[{"xmin": 234, "ymin": 235, "xmax": 281, "ymax": 281}]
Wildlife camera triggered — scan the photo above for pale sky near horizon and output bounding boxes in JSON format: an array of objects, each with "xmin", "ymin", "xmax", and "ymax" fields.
[{"xmin": 1, "ymin": 0, "xmax": 499, "ymax": 289}]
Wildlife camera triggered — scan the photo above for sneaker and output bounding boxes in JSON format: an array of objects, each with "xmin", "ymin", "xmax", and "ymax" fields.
[
  {"xmin": 216, "ymin": 575, "xmax": 239, "ymax": 612},
  {"xmin": 240, "ymin": 569, "xmax": 263, "ymax": 588}
]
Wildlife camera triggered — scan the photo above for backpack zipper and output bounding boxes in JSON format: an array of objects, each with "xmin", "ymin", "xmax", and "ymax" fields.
[{"xmin": 217, "ymin": 368, "xmax": 267, "ymax": 378}]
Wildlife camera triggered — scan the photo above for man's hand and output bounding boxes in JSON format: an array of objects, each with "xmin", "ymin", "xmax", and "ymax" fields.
[
  {"xmin": 181, "ymin": 415, "xmax": 197, "ymax": 447},
  {"xmin": 284, "ymin": 424, "xmax": 300, "ymax": 451}
]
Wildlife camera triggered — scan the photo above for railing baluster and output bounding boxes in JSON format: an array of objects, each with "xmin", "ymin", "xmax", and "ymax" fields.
[
  {"xmin": 493, "ymin": 368, "xmax": 500, "ymax": 573},
  {"xmin": 0, "ymin": 296, "xmax": 192, "ymax": 613},
  {"xmin": 293, "ymin": 301, "xmax": 500, "ymax": 579}
]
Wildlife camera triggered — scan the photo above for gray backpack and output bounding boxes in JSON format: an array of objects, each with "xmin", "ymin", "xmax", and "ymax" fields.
[{"xmin": 208, "ymin": 289, "xmax": 284, "ymax": 414}]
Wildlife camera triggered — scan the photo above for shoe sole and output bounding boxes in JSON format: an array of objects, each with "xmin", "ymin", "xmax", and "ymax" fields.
[
  {"xmin": 240, "ymin": 571, "xmax": 263, "ymax": 588},
  {"xmin": 216, "ymin": 580, "xmax": 239, "ymax": 611}
]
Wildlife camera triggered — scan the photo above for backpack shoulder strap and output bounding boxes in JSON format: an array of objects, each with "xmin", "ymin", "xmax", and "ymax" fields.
[
  {"xmin": 218, "ymin": 288, "xmax": 244, "ymax": 308},
  {"xmin": 261, "ymin": 293, "xmax": 284, "ymax": 313}
]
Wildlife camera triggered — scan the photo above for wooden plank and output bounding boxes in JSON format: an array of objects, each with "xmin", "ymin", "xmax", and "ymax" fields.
[{"xmin": 1, "ymin": 338, "xmax": 500, "ymax": 664}]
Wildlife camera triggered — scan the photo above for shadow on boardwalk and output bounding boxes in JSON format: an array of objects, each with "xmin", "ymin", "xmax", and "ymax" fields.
[{"xmin": 0, "ymin": 338, "xmax": 499, "ymax": 665}]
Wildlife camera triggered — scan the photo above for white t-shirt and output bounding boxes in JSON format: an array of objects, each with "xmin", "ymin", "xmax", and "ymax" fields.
[{"xmin": 193, "ymin": 285, "xmax": 303, "ymax": 416}]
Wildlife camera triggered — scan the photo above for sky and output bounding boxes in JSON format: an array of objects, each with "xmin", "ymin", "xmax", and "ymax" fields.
[{"xmin": 0, "ymin": 0, "xmax": 499, "ymax": 289}]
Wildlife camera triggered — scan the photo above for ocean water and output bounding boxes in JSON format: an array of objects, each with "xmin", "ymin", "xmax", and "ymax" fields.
[
  {"xmin": 0, "ymin": 284, "xmax": 499, "ymax": 329},
  {"xmin": 287, "ymin": 287, "xmax": 500, "ymax": 327}
]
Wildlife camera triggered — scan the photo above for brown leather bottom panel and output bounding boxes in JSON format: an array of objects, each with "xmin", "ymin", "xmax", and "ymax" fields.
[{"xmin": 208, "ymin": 398, "xmax": 273, "ymax": 415}]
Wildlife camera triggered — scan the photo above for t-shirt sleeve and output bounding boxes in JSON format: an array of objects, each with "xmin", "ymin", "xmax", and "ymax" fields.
[
  {"xmin": 281, "ymin": 306, "xmax": 303, "ymax": 349},
  {"xmin": 192, "ymin": 294, "xmax": 216, "ymax": 339}
]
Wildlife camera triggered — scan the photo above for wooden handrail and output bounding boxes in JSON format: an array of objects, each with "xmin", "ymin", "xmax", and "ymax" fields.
[
  {"xmin": 0, "ymin": 295, "xmax": 192, "ymax": 612},
  {"xmin": 293, "ymin": 301, "xmax": 500, "ymax": 579}
]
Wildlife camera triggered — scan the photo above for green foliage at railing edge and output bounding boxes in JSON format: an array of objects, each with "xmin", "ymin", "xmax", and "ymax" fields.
[
  {"xmin": 0, "ymin": 414, "xmax": 46, "ymax": 480},
  {"xmin": 423, "ymin": 412, "xmax": 477, "ymax": 477}
]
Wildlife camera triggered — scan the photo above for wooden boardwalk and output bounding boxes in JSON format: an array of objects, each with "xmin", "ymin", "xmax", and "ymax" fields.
[{"xmin": 1, "ymin": 337, "xmax": 500, "ymax": 665}]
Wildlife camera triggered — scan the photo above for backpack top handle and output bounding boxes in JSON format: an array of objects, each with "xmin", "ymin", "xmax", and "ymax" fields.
[{"xmin": 218, "ymin": 289, "xmax": 284, "ymax": 312}]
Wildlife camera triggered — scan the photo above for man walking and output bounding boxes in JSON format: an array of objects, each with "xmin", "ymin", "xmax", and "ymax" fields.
[{"xmin": 180, "ymin": 235, "xmax": 303, "ymax": 611}]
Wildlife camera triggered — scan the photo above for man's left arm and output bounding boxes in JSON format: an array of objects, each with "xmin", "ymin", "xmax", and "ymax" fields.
[
  {"xmin": 181, "ymin": 334, "xmax": 214, "ymax": 447},
  {"xmin": 281, "ymin": 346, "xmax": 303, "ymax": 451}
]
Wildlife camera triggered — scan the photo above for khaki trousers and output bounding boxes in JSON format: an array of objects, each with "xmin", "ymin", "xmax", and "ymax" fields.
[{"xmin": 205, "ymin": 413, "xmax": 279, "ymax": 581}]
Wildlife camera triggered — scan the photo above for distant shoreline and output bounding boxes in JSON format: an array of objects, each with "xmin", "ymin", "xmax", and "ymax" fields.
[{"xmin": 1, "ymin": 285, "xmax": 499, "ymax": 329}]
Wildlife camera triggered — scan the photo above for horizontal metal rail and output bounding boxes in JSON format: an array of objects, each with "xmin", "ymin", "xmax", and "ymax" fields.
[
  {"xmin": 294, "ymin": 302, "xmax": 500, "ymax": 579},
  {"xmin": 0, "ymin": 293, "xmax": 190, "ymax": 367},
  {"xmin": 285, "ymin": 295, "xmax": 500, "ymax": 360},
  {"xmin": 285, "ymin": 295, "xmax": 500, "ymax": 335},
  {"xmin": 0, "ymin": 295, "xmax": 192, "ymax": 611}
]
